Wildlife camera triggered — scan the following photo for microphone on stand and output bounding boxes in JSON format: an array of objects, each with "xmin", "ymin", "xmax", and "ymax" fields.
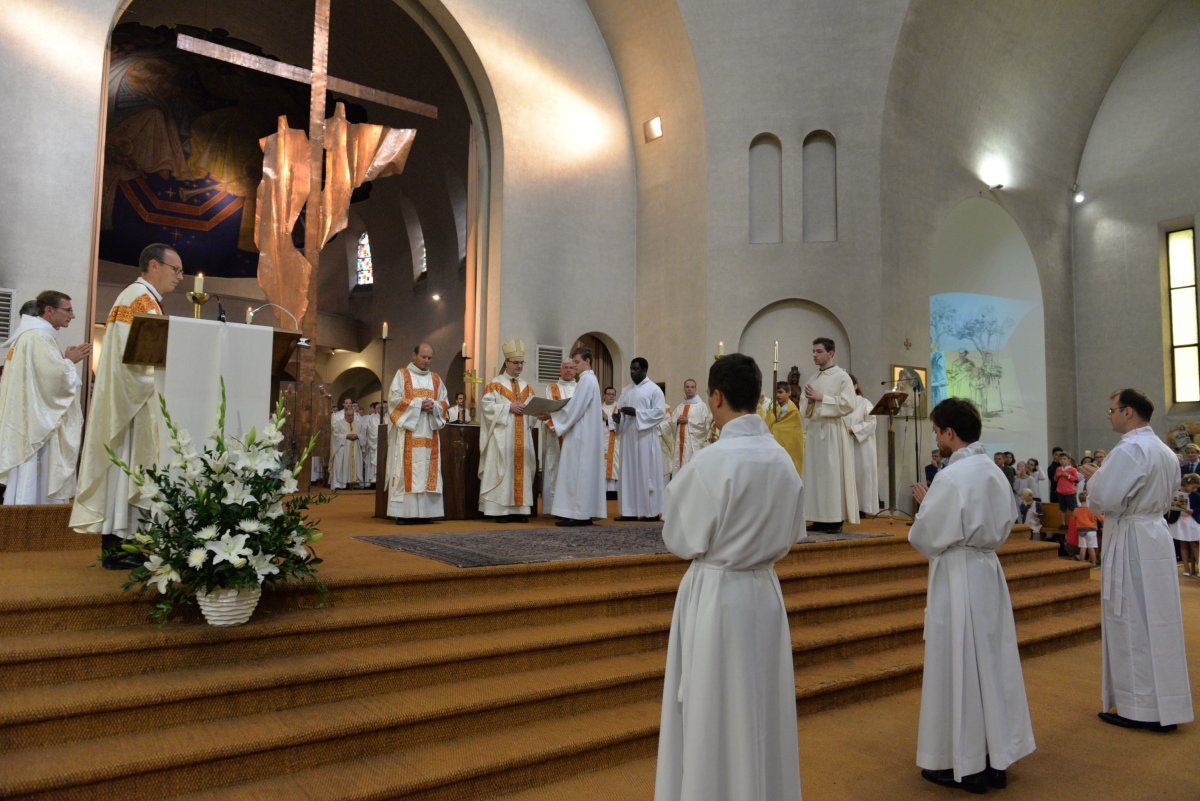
[{"xmin": 215, "ymin": 296, "xmax": 228, "ymax": 323}]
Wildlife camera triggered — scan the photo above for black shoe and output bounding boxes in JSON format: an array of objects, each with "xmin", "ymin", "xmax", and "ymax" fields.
[
  {"xmin": 921, "ymin": 768, "xmax": 987, "ymax": 794},
  {"xmin": 639, "ymin": 516, "xmax": 661, "ymax": 522},
  {"xmin": 988, "ymin": 768, "xmax": 1007, "ymax": 789},
  {"xmin": 101, "ymin": 551, "xmax": 143, "ymax": 571},
  {"xmin": 555, "ymin": 518, "xmax": 593, "ymax": 527},
  {"xmin": 509, "ymin": 515, "xmax": 530, "ymax": 523},
  {"xmin": 614, "ymin": 516, "xmax": 638, "ymax": 522},
  {"xmin": 1098, "ymin": 711, "xmax": 1177, "ymax": 732}
]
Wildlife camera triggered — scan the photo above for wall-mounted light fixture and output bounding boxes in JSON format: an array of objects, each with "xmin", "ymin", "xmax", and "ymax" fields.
[
  {"xmin": 988, "ymin": 184, "xmax": 1004, "ymax": 192},
  {"xmin": 1072, "ymin": 183, "xmax": 1085, "ymax": 204},
  {"xmin": 643, "ymin": 116, "xmax": 663, "ymax": 143}
]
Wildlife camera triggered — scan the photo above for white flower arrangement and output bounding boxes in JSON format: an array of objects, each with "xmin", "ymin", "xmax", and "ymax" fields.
[{"xmin": 110, "ymin": 382, "xmax": 328, "ymax": 623}]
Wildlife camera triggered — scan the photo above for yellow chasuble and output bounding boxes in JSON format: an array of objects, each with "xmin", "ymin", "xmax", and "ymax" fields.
[{"xmin": 762, "ymin": 399, "xmax": 805, "ymax": 476}]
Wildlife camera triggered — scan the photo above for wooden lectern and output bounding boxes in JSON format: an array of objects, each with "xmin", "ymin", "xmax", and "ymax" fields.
[
  {"xmin": 870, "ymin": 389, "xmax": 909, "ymax": 519},
  {"xmin": 373, "ymin": 423, "xmax": 484, "ymax": 520}
]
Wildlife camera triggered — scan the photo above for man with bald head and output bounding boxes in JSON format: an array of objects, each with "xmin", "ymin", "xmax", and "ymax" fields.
[{"xmin": 385, "ymin": 342, "xmax": 449, "ymax": 523}]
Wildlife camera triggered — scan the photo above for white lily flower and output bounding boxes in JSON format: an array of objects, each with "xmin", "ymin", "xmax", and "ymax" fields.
[
  {"xmin": 187, "ymin": 547, "xmax": 208, "ymax": 568},
  {"xmin": 248, "ymin": 551, "xmax": 280, "ymax": 583},
  {"xmin": 144, "ymin": 555, "xmax": 180, "ymax": 594},
  {"xmin": 224, "ymin": 481, "xmax": 254, "ymax": 506},
  {"xmin": 196, "ymin": 524, "xmax": 218, "ymax": 541},
  {"xmin": 206, "ymin": 533, "xmax": 252, "ymax": 566},
  {"xmin": 204, "ymin": 452, "xmax": 229, "ymax": 474},
  {"xmin": 289, "ymin": 543, "xmax": 309, "ymax": 559},
  {"xmin": 133, "ymin": 532, "xmax": 153, "ymax": 545},
  {"xmin": 279, "ymin": 472, "xmax": 299, "ymax": 495},
  {"xmin": 266, "ymin": 503, "xmax": 285, "ymax": 519}
]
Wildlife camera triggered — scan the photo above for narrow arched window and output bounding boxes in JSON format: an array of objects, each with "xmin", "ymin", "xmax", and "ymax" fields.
[
  {"xmin": 803, "ymin": 130, "xmax": 837, "ymax": 242},
  {"xmin": 749, "ymin": 134, "xmax": 782, "ymax": 244},
  {"xmin": 356, "ymin": 231, "xmax": 374, "ymax": 285}
]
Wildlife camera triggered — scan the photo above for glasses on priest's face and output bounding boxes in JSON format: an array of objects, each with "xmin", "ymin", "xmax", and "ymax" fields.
[
  {"xmin": 1106, "ymin": 405, "xmax": 1126, "ymax": 416},
  {"xmin": 507, "ymin": 359, "xmax": 525, "ymax": 366}
]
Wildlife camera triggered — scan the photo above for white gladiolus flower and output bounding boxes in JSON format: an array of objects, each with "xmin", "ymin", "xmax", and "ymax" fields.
[
  {"xmin": 206, "ymin": 533, "xmax": 252, "ymax": 566},
  {"xmin": 262, "ymin": 425, "xmax": 284, "ymax": 446},
  {"xmin": 196, "ymin": 525, "xmax": 219, "ymax": 541},
  {"xmin": 279, "ymin": 472, "xmax": 299, "ymax": 495},
  {"xmin": 187, "ymin": 547, "xmax": 208, "ymax": 568}
]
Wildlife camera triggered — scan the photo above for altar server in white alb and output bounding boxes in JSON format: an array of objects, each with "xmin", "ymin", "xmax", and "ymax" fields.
[
  {"xmin": 909, "ymin": 397, "xmax": 1035, "ymax": 793},
  {"xmin": 361, "ymin": 401, "xmax": 380, "ymax": 487},
  {"xmin": 1079, "ymin": 388, "xmax": 1193, "ymax": 732},
  {"xmin": 801, "ymin": 337, "xmax": 859, "ymax": 532},
  {"xmin": 329, "ymin": 402, "xmax": 366, "ymax": 489},
  {"xmin": 614, "ymin": 357, "xmax": 666, "ymax": 520},
  {"xmin": 478, "ymin": 338, "xmax": 536, "ymax": 522},
  {"xmin": 538, "ymin": 346, "xmax": 606, "ymax": 526},
  {"xmin": 71, "ymin": 243, "xmax": 182, "ymax": 569},
  {"xmin": 846, "ymin": 374, "xmax": 879, "ymax": 517},
  {"xmin": 386, "ymin": 343, "xmax": 449, "ymax": 523},
  {"xmin": 601, "ymin": 386, "xmax": 620, "ymax": 495},
  {"xmin": 0, "ymin": 291, "xmax": 90, "ymax": 504},
  {"xmin": 654, "ymin": 353, "xmax": 805, "ymax": 801},
  {"xmin": 668, "ymin": 378, "xmax": 713, "ymax": 476},
  {"xmin": 538, "ymin": 358, "xmax": 576, "ymax": 516}
]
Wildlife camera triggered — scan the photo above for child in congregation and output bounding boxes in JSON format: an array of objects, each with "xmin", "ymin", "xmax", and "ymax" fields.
[
  {"xmin": 1167, "ymin": 473, "xmax": 1200, "ymax": 577},
  {"xmin": 1069, "ymin": 490, "xmax": 1102, "ymax": 568},
  {"xmin": 1017, "ymin": 488, "xmax": 1043, "ymax": 540}
]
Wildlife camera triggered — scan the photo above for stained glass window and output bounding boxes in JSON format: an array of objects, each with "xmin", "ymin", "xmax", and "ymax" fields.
[{"xmin": 356, "ymin": 231, "xmax": 374, "ymax": 285}]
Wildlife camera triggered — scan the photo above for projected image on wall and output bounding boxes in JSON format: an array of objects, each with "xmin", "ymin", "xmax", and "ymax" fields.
[{"xmin": 930, "ymin": 292, "xmax": 1038, "ymax": 432}]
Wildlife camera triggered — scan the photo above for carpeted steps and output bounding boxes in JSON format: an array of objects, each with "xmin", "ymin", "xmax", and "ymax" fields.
[{"xmin": 0, "ymin": 530, "xmax": 1100, "ymax": 800}]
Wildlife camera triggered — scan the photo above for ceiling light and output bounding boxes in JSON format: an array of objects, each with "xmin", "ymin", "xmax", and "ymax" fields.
[{"xmin": 431, "ymin": 293, "xmax": 441, "ymax": 301}]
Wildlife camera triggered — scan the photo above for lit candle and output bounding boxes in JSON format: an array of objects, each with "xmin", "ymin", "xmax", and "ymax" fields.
[
  {"xmin": 195, "ymin": 273, "xmax": 204, "ymax": 294},
  {"xmin": 773, "ymin": 340, "xmax": 779, "ymax": 365},
  {"xmin": 462, "ymin": 341, "xmax": 469, "ymax": 358},
  {"xmin": 717, "ymin": 341, "xmax": 725, "ymax": 356},
  {"xmin": 382, "ymin": 321, "xmax": 389, "ymax": 340},
  {"xmin": 246, "ymin": 306, "xmax": 254, "ymax": 325}
]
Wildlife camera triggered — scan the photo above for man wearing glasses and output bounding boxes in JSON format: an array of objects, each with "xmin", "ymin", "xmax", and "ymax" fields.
[
  {"xmin": 478, "ymin": 338, "xmax": 536, "ymax": 522},
  {"xmin": 1079, "ymin": 389, "xmax": 1193, "ymax": 732},
  {"xmin": 71, "ymin": 243, "xmax": 183, "ymax": 568}
]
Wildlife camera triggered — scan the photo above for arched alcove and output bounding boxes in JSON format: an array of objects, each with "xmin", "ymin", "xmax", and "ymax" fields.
[
  {"xmin": 330, "ymin": 366, "xmax": 383, "ymax": 408},
  {"xmin": 802, "ymin": 130, "xmax": 837, "ymax": 242},
  {"xmin": 749, "ymin": 133, "xmax": 783, "ymax": 244},
  {"xmin": 738, "ymin": 299, "xmax": 851, "ymax": 386},
  {"xmin": 929, "ymin": 197, "xmax": 1046, "ymax": 461},
  {"xmin": 573, "ymin": 331, "xmax": 620, "ymax": 394}
]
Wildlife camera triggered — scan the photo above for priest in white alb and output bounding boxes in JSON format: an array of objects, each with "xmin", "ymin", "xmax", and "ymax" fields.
[
  {"xmin": 669, "ymin": 378, "xmax": 712, "ymax": 475},
  {"xmin": 602, "ymin": 385, "xmax": 620, "ymax": 497},
  {"xmin": 654, "ymin": 353, "xmax": 805, "ymax": 801},
  {"xmin": 329, "ymin": 404, "xmax": 365, "ymax": 489},
  {"xmin": 538, "ymin": 358, "xmax": 576, "ymax": 516},
  {"xmin": 386, "ymin": 342, "xmax": 449, "ymax": 523},
  {"xmin": 846, "ymin": 374, "xmax": 879, "ymax": 517},
  {"xmin": 71, "ymin": 243, "xmax": 183, "ymax": 569},
  {"xmin": 614, "ymin": 357, "xmax": 667, "ymax": 520},
  {"xmin": 478, "ymin": 338, "xmax": 535, "ymax": 522},
  {"xmin": 1079, "ymin": 388, "xmax": 1193, "ymax": 732},
  {"xmin": 801, "ymin": 337, "xmax": 859, "ymax": 532},
  {"xmin": 538, "ymin": 346, "xmax": 606, "ymax": 526},
  {"xmin": 0, "ymin": 291, "xmax": 90, "ymax": 504},
  {"xmin": 909, "ymin": 397, "xmax": 1035, "ymax": 793},
  {"xmin": 362, "ymin": 401, "xmax": 380, "ymax": 487}
]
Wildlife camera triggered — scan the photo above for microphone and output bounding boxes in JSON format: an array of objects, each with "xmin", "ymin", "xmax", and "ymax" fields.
[{"xmin": 215, "ymin": 296, "xmax": 228, "ymax": 323}]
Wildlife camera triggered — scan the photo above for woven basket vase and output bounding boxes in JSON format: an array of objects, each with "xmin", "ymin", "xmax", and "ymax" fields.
[{"xmin": 195, "ymin": 587, "xmax": 262, "ymax": 627}]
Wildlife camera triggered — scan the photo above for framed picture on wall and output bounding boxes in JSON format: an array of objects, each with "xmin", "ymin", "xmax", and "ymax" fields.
[{"xmin": 890, "ymin": 364, "xmax": 929, "ymax": 419}]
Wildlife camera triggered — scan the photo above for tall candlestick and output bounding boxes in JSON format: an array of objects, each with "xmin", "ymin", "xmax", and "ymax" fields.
[
  {"xmin": 195, "ymin": 273, "xmax": 204, "ymax": 294},
  {"xmin": 382, "ymin": 321, "xmax": 389, "ymax": 340}
]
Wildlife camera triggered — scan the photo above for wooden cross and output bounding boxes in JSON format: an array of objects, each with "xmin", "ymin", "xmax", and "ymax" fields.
[{"xmin": 177, "ymin": 0, "xmax": 438, "ymax": 486}]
